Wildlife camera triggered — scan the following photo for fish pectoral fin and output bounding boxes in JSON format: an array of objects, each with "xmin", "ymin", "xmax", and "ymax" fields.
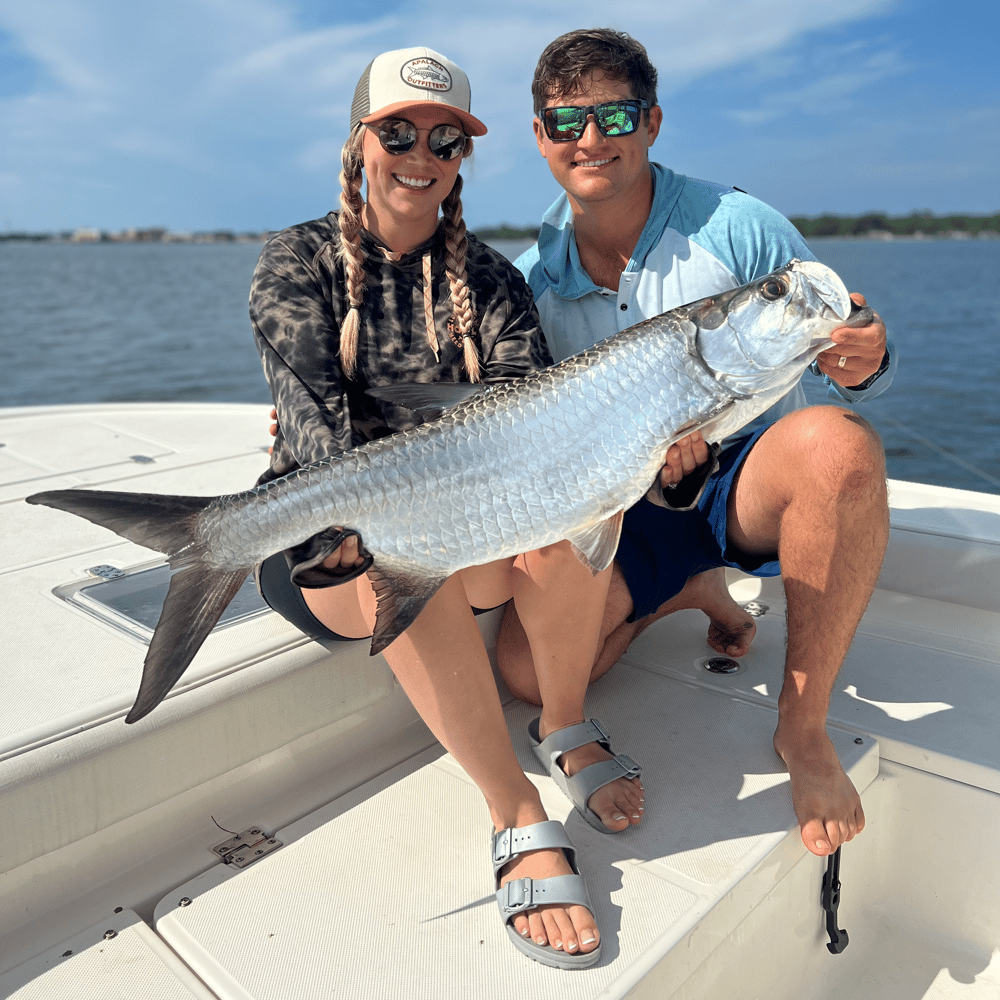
[
  {"xmin": 566, "ymin": 510, "xmax": 625, "ymax": 575},
  {"xmin": 367, "ymin": 382, "xmax": 487, "ymax": 417},
  {"xmin": 367, "ymin": 560, "xmax": 450, "ymax": 655}
]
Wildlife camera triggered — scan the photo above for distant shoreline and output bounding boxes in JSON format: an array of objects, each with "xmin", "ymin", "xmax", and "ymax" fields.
[{"xmin": 2, "ymin": 211, "xmax": 998, "ymax": 244}]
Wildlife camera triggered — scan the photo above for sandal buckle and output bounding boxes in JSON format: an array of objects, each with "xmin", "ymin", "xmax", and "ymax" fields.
[
  {"xmin": 614, "ymin": 753, "xmax": 641, "ymax": 779},
  {"xmin": 492, "ymin": 829, "xmax": 513, "ymax": 866},
  {"xmin": 503, "ymin": 877, "xmax": 534, "ymax": 911}
]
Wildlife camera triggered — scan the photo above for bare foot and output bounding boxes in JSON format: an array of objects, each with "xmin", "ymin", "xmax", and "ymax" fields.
[
  {"xmin": 679, "ymin": 568, "xmax": 757, "ymax": 657},
  {"xmin": 773, "ymin": 723, "xmax": 865, "ymax": 856},
  {"xmin": 540, "ymin": 722, "xmax": 645, "ymax": 833},
  {"xmin": 497, "ymin": 840, "xmax": 600, "ymax": 955}
]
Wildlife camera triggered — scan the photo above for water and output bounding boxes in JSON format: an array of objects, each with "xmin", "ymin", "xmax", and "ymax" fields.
[{"xmin": 1, "ymin": 237, "xmax": 997, "ymax": 494}]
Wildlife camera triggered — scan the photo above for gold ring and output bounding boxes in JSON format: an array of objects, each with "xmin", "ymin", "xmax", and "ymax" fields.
[{"xmin": 837, "ymin": 356, "xmax": 847, "ymax": 368}]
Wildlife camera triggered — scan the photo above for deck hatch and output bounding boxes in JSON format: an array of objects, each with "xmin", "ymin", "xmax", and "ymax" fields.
[{"xmin": 54, "ymin": 561, "xmax": 268, "ymax": 642}]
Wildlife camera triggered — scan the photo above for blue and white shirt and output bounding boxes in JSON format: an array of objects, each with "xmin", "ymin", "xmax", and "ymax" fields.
[{"xmin": 516, "ymin": 163, "xmax": 895, "ymax": 441}]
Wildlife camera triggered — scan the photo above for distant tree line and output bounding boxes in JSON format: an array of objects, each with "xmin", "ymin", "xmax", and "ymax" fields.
[
  {"xmin": 474, "ymin": 213, "xmax": 1000, "ymax": 243},
  {"xmin": 472, "ymin": 224, "xmax": 541, "ymax": 242},
  {"xmin": 788, "ymin": 212, "xmax": 1000, "ymax": 238}
]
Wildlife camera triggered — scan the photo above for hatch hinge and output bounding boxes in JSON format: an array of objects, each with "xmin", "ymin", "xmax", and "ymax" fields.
[{"xmin": 212, "ymin": 826, "xmax": 282, "ymax": 869}]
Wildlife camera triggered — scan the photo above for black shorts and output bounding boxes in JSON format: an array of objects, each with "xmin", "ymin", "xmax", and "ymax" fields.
[
  {"xmin": 255, "ymin": 552, "xmax": 365, "ymax": 644},
  {"xmin": 255, "ymin": 553, "xmax": 503, "ymax": 644}
]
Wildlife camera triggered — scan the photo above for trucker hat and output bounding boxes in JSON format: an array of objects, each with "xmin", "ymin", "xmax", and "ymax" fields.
[{"xmin": 349, "ymin": 46, "xmax": 488, "ymax": 136}]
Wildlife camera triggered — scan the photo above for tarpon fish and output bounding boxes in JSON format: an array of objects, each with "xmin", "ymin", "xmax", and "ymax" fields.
[{"xmin": 27, "ymin": 259, "xmax": 870, "ymax": 723}]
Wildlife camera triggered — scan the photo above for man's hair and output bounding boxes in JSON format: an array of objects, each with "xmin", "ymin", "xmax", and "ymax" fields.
[{"xmin": 531, "ymin": 28, "xmax": 658, "ymax": 116}]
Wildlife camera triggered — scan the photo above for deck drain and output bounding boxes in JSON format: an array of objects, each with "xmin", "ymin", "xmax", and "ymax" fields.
[{"xmin": 699, "ymin": 656, "xmax": 742, "ymax": 675}]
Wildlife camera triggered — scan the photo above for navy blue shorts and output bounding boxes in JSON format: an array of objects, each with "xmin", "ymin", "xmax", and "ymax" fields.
[{"xmin": 615, "ymin": 429, "xmax": 780, "ymax": 621}]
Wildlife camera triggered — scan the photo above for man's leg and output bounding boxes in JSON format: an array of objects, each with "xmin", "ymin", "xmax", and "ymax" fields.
[
  {"xmin": 498, "ymin": 564, "xmax": 756, "ymax": 701},
  {"xmin": 726, "ymin": 406, "xmax": 888, "ymax": 856}
]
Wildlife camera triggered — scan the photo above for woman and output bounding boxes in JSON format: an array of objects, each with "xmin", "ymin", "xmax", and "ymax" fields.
[{"xmin": 250, "ymin": 46, "xmax": 643, "ymax": 969}]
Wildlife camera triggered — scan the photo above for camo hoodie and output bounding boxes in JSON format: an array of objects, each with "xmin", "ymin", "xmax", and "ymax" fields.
[
  {"xmin": 251, "ymin": 212, "xmax": 551, "ymax": 583},
  {"xmin": 252, "ymin": 212, "xmax": 552, "ymax": 483}
]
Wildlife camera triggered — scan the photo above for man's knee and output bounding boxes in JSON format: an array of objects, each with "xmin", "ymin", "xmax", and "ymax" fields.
[{"xmin": 778, "ymin": 406, "xmax": 886, "ymax": 487}]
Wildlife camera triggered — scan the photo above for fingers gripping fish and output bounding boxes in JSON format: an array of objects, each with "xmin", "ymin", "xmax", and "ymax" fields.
[{"xmin": 27, "ymin": 260, "xmax": 871, "ymax": 723}]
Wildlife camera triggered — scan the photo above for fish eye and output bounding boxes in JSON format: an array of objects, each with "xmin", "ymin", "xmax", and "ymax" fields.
[{"xmin": 760, "ymin": 278, "xmax": 786, "ymax": 300}]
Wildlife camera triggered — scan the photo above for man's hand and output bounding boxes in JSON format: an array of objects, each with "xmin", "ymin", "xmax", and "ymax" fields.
[
  {"xmin": 814, "ymin": 293, "xmax": 887, "ymax": 388},
  {"xmin": 659, "ymin": 431, "xmax": 710, "ymax": 488}
]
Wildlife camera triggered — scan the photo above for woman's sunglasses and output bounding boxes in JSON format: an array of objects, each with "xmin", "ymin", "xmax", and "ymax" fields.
[
  {"xmin": 539, "ymin": 100, "xmax": 649, "ymax": 142},
  {"xmin": 369, "ymin": 119, "xmax": 469, "ymax": 161}
]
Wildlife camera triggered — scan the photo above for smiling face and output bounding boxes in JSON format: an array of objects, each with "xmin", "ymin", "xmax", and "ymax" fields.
[
  {"xmin": 533, "ymin": 72, "xmax": 662, "ymax": 212},
  {"xmin": 361, "ymin": 105, "xmax": 469, "ymax": 251}
]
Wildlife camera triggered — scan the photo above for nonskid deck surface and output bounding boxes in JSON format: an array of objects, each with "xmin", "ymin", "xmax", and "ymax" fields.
[
  {"xmin": 3, "ymin": 403, "xmax": 999, "ymax": 998},
  {"xmin": 145, "ymin": 663, "xmax": 876, "ymax": 1000}
]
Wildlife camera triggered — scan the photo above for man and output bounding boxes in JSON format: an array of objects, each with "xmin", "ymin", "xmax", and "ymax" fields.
[{"xmin": 498, "ymin": 27, "xmax": 895, "ymax": 859}]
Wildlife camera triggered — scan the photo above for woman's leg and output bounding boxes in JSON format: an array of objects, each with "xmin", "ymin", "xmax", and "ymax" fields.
[
  {"xmin": 504, "ymin": 542, "xmax": 645, "ymax": 832},
  {"xmin": 303, "ymin": 565, "xmax": 600, "ymax": 956}
]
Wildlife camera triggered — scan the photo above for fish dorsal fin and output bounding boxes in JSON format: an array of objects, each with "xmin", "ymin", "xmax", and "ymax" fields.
[
  {"xmin": 367, "ymin": 382, "xmax": 486, "ymax": 418},
  {"xmin": 565, "ymin": 510, "xmax": 625, "ymax": 575},
  {"xmin": 366, "ymin": 559, "xmax": 450, "ymax": 655}
]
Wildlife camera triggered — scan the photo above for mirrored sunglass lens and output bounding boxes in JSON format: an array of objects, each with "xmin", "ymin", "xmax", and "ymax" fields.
[
  {"xmin": 596, "ymin": 103, "xmax": 638, "ymax": 135},
  {"xmin": 429, "ymin": 125, "xmax": 466, "ymax": 160},
  {"xmin": 546, "ymin": 107, "xmax": 586, "ymax": 138},
  {"xmin": 378, "ymin": 120, "xmax": 417, "ymax": 152}
]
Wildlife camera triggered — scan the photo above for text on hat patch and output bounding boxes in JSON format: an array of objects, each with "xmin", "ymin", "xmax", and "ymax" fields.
[{"xmin": 400, "ymin": 57, "xmax": 452, "ymax": 92}]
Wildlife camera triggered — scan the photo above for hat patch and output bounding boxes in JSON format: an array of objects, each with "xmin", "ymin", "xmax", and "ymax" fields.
[{"xmin": 400, "ymin": 57, "xmax": 452, "ymax": 93}]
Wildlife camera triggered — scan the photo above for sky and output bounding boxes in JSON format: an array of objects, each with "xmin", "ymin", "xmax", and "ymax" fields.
[{"xmin": 1, "ymin": 0, "xmax": 996, "ymax": 235}]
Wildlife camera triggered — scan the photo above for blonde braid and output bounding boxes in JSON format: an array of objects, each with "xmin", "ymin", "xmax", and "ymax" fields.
[
  {"xmin": 442, "ymin": 173, "xmax": 481, "ymax": 383},
  {"xmin": 336, "ymin": 125, "xmax": 366, "ymax": 379}
]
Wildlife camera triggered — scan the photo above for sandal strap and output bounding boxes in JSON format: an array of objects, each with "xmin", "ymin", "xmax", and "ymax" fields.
[
  {"xmin": 529, "ymin": 718, "xmax": 612, "ymax": 768},
  {"xmin": 563, "ymin": 753, "xmax": 642, "ymax": 807},
  {"xmin": 496, "ymin": 873, "xmax": 594, "ymax": 918},
  {"xmin": 492, "ymin": 820, "xmax": 574, "ymax": 874}
]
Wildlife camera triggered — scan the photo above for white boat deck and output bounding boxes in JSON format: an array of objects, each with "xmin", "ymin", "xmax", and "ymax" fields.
[{"xmin": 1, "ymin": 403, "xmax": 998, "ymax": 999}]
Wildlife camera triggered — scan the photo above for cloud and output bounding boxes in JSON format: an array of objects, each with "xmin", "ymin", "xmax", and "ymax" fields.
[{"xmin": 5, "ymin": 0, "xmax": 987, "ymax": 232}]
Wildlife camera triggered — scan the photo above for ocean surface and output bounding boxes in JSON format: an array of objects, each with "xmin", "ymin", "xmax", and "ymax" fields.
[{"xmin": 1, "ymin": 236, "xmax": 997, "ymax": 494}]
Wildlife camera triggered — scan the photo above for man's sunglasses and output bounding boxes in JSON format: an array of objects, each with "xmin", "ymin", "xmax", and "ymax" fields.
[
  {"xmin": 368, "ymin": 119, "xmax": 469, "ymax": 161},
  {"xmin": 539, "ymin": 100, "xmax": 649, "ymax": 142}
]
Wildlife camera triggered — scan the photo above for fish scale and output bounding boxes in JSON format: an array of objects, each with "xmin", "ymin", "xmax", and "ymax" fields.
[{"xmin": 26, "ymin": 259, "xmax": 861, "ymax": 722}]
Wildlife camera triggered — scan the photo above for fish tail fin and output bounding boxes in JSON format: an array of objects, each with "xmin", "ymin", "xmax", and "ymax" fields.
[
  {"xmin": 25, "ymin": 488, "xmax": 214, "ymax": 561},
  {"xmin": 126, "ymin": 564, "xmax": 249, "ymax": 723},
  {"xmin": 26, "ymin": 488, "xmax": 248, "ymax": 723}
]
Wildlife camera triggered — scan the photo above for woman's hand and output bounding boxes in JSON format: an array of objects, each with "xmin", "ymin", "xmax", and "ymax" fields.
[{"xmin": 322, "ymin": 530, "xmax": 365, "ymax": 571}]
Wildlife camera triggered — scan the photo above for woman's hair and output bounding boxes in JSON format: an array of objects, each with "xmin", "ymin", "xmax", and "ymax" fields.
[
  {"xmin": 531, "ymin": 28, "xmax": 657, "ymax": 118},
  {"xmin": 336, "ymin": 123, "xmax": 481, "ymax": 381}
]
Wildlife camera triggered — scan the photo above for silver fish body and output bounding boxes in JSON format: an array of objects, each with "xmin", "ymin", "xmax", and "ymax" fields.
[{"xmin": 27, "ymin": 259, "xmax": 866, "ymax": 722}]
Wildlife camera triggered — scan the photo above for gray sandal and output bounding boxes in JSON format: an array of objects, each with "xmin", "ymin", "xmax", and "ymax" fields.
[
  {"xmin": 528, "ymin": 718, "xmax": 641, "ymax": 833},
  {"xmin": 493, "ymin": 820, "xmax": 601, "ymax": 969}
]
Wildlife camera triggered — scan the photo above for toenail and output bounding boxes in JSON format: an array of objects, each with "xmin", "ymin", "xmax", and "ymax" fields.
[
  {"xmin": 613, "ymin": 813, "xmax": 627, "ymax": 822},
  {"xmin": 553, "ymin": 940, "xmax": 563, "ymax": 950},
  {"xmin": 581, "ymin": 934, "xmax": 596, "ymax": 945},
  {"xmin": 566, "ymin": 941, "xmax": 578, "ymax": 951},
  {"xmin": 536, "ymin": 936, "xmax": 546, "ymax": 945},
  {"xmin": 520, "ymin": 927, "xmax": 530, "ymax": 937}
]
